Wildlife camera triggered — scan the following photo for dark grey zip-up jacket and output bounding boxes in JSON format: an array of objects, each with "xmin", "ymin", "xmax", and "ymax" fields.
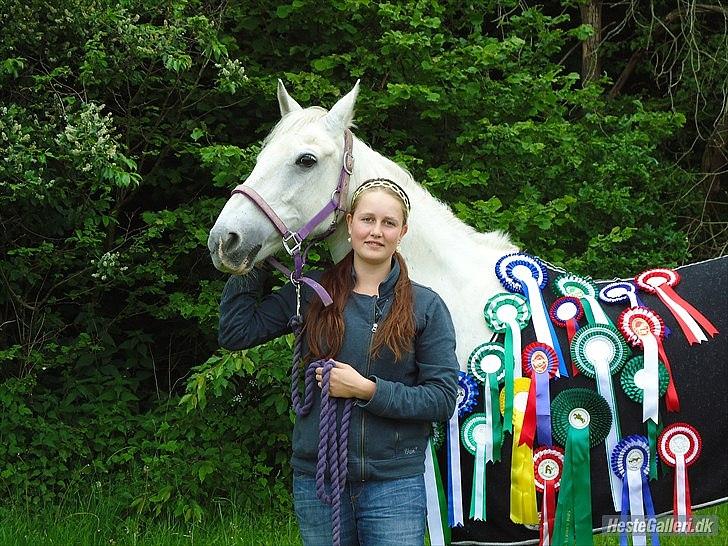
[{"xmin": 218, "ymin": 259, "xmax": 459, "ymax": 481}]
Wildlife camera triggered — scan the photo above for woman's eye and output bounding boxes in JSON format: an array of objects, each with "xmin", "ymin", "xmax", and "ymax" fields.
[{"xmin": 295, "ymin": 153, "xmax": 317, "ymax": 168}]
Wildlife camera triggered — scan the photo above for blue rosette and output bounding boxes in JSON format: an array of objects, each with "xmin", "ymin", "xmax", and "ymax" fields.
[
  {"xmin": 457, "ymin": 371, "xmax": 479, "ymax": 418},
  {"xmin": 494, "ymin": 253, "xmax": 567, "ymax": 377},
  {"xmin": 610, "ymin": 435, "xmax": 659, "ymax": 546}
]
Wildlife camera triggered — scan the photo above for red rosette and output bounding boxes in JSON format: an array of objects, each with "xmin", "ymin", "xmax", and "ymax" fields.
[
  {"xmin": 617, "ymin": 306, "xmax": 665, "ymax": 348},
  {"xmin": 549, "ymin": 296, "xmax": 583, "ymax": 328},
  {"xmin": 533, "ymin": 446, "xmax": 564, "ymax": 492},
  {"xmin": 658, "ymin": 422, "xmax": 702, "ymax": 467},
  {"xmin": 635, "ymin": 268, "xmax": 681, "ymax": 294},
  {"xmin": 522, "ymin": 342, "xmax": 559, "ymax": 378}
]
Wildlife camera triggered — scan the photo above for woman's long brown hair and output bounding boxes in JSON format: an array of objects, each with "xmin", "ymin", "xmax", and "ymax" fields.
[{"xmin": 305, "ymin": 251, "xmax": 416, "ymax": 361}]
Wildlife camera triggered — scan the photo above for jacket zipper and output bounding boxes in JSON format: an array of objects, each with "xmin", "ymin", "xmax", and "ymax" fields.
[{"xmin": 361, "ymin": 295, "xmax": 379, "ymax": 481}]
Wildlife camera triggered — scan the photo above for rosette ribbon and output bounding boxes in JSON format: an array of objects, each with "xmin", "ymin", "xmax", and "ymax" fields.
[
  {"xmin": 620, "ymin": 356, "xmax": 669, "ymax": 480},
  {"xmin": 619, "ymin": 306, "xmax": 680, "ymax": 413},
  {"xmin": 549, "ymin": 297, "xmax": 584, "ymax": 376},
  {"xmin": 635, "ymin": 268, "xmax": 718, "ymax": 345},
  {"xmin": 495, "ymin": 254, "xmax": 568, "ymax": 377},
  {"xmin": 467, "ymin": 342, "xmax": 506, "ymax": 462},
  {"xmin": 501, "ymin": 377, "xmax": 539, "ymax": 525},
  {"xmin": 483, "ymin": 293, "xmax": 530, "ymax": 432},
  {"xmin": 551, "ymin": 388, "xmax": 612, "ymax": 546},
  {"xmin": 554, "ymin": 273, "xmax": 614, "ymax": 328},
  {"xmin": 658, "ymin": 423, "xmax": 702, "ymax": 524},
  {"xmin": 601, "ymin": 281, "xmax": 672, "ymax": 338},
  {"xmin": 447, "ymin": 372, "xmax": 478, "ymax": 527},
  {"xmin": 533, "ymin": 447, "xmax": 564, "ymax": 546},
  {"xmin": 571, "ymin": 324, "xmax": 629, "ymax": 512},
  {"xmin": 424, "ymin": 434, "xmax": 450, "ymax": 546},
  {"xmin": 610, "ymin": 436, "xmax": 659, "ymax": 546},
  {"xmin": 461, "ymin": 413, "xmax": 490, "ymax": 520},
  {"xmin": 519, "ymin": 342, "xmax": 558, "ymax": 449}
]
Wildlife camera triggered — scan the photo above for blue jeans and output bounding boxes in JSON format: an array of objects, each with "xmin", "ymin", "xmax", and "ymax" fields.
[{"xmin": 293, "ymin": 472, "xmax": 426, "ymax": 546}]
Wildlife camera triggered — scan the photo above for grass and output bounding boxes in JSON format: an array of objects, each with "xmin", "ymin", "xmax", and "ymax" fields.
[{"xmin": 1, "ymin": 489, "xmax": 724, "ymax": 545}]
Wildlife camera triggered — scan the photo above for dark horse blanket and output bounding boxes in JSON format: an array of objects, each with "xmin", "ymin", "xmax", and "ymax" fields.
[{"xmin": 450, "ymin": 255, "xmax": 728, "ymax": 545}]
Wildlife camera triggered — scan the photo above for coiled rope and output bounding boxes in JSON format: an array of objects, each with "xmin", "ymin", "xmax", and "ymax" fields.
[{"xmin": 290, "ymin": 314, "xmax": 353, "ymax": 546}]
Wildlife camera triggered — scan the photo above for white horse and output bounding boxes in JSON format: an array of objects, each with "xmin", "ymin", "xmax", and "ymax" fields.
[{"xmin": 208, "ymin": 81, "xmax": 517, "ymax": 366}]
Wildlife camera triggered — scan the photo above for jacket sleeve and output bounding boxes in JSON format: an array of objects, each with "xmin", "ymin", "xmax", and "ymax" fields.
[
  {"xmin": 360, "ymin": 293, "xmax": 459, "ymax": 422},
  {"xmin": 218, "ymin": 268, "xmax": 298, "ymax": 350}
]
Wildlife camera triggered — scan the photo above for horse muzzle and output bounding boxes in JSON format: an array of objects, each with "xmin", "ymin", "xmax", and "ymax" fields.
[{"xmin": 208, "ymin": 226, "xmax": 262, "ymax": 275}]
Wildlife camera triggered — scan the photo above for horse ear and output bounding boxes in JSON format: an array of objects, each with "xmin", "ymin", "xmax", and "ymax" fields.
[
  {"xmin": 323, "ymin": 80, "xmax": 360, "ymax": 134},
  {"xmin": 277, "ymin": 79, "xmax": 303, "ymax": 117}
]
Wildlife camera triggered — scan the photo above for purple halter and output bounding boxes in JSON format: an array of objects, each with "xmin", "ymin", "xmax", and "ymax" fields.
[{"xmin": 230, "ymin": 129, "xmax": 354, "ymax": 306}]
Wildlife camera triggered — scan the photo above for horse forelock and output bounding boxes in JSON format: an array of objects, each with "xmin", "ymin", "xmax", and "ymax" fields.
[{"xmin": 261, "ymin": 107, "xmax": 329, "ymax": 148}]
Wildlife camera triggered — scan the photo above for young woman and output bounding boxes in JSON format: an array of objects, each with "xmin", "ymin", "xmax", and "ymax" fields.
[{"xmin": 218, "ymin": 178, "xmax": 459, "ymax": 545}]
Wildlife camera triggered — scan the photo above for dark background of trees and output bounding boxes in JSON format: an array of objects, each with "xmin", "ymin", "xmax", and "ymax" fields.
[{"xmin": 1, "ymin": 0, "xmax": 726, "ymax": 519}]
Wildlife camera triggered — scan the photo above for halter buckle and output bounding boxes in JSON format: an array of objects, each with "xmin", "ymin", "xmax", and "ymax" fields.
[
  {"xmin": 343, "ymin": 150, "xmax": 354, "ymax": 175},
  {"xmin": 282, "ymin": 231, "xmax": 303, "ymax": 256}
]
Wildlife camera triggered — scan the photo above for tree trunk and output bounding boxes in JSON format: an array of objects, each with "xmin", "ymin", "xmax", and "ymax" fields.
[{"xmin": 580, "ymin": 0, "xmax": 602, "ymax": 85}]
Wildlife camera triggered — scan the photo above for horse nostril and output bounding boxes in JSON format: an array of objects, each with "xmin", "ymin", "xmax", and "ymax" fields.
[{"xmin": 222, "ymin": 231, "xmax": 240, "ymax": 253}]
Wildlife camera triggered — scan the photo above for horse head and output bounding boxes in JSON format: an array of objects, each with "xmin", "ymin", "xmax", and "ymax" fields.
[{"xmin": 208, "ymin": 81, "xmax": 360, "ymax": 274}]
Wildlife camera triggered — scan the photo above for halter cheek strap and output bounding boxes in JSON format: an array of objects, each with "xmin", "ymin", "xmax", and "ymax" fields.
[{"xmin": 230, "ymin": 129, "xmax": 354, "ymax": 306}]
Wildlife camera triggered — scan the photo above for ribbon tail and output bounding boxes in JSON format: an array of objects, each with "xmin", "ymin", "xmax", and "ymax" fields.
[
  {"xmin": 510, "ymin": 419, "xmax": 539, "ymax": 525},
  {"xmin": 656, "ymin": 286, "xmax": 707, "ymax": 344},
  {"xmin": 571, "ymin": 426, "xmax": 593, "ymax": 546},
  {"xmin": 596, "ymin": 362, "xmax": 623, "ymax": 512},
  {"xmin": 674, "ymin": 453, "xmax": 689, "ymax": 524},
  {"xmin": 620, "ymin": 479, "xmax": 630, "ymax": 546},
  {"xmin": 661, "ymin": 285, "xmax": 718, "ymax": 339},
  {"xmin": 504, "ymin": 328, "xmax": 515, "ymax": 433},
  {"xmin": 643, "ymin": 475, "xmax": 660, "ymax": 546},
  {"xmin": 519, "ymin": 381, "xmax": 537, "ymax": 448},
  {"xmin": 447, "ymin": 411, "xmax": 464, "ymax": 527},
  {"xmin": 489, "ymin": 375, "xmax": 504, "ymax": 462},
  {"xmin": 470, "ymin": 442, "xmax": 487, "ymax": 520},
  {"xmin": 534, "ymin": 371, "xmax": 552, "ymax": 447},
  {"xmin": 627, "ymin": 467, "xmax": 647, "ymax": 546},
  {"xmin": 566, "ymin": 319, "xmax": 580, "ymax": 377},
  {"xmin": 648, "ymin": 420, "xmax": 659, "ymax": 481},
  {"xmin": 642, "ymin": 335, "xmax": 660, "ymax": 424},
  {"xmin": 657, "ymin": 343, "xmax": 680, "ymax": 412},
  {"xmin": 425, "ymin": 439, "xmax": 450, "ymax": 545}
]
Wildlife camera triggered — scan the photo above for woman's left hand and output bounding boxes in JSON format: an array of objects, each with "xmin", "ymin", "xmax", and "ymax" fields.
[{"xmin": 315, "ymin": 361, "xmax": 376, "ymax": 400}]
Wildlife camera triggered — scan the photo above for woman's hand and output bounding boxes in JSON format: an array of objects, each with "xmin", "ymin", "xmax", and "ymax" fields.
[{"xmin": 315, "ymin": 361, "xmax": 376, "ymax": 401}]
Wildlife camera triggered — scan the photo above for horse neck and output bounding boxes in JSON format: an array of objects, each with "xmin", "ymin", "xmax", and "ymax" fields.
[{"xmin": 329, "ymin": 138, "xmax": 518, "ymax": 363}]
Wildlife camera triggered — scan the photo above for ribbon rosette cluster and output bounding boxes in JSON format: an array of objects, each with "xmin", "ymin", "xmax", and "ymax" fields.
[
  {"xmin": 495, "ymin": 254, "xmax": 568, "ymax": 377},
  {"xmin": 549, "ymin": 296, "xmax": 584, "ymax": 376},
  {"xmin": 635, "ymin": 268, "xmax": 718, "ymax": 345},
  {"xmin": 658, "ymin": 422, "xmax": 702, "ymax": 525},
  {"xmin": 500, "ymin": 377, "xmax": 539, "ymax": 525},
  {"xmin": 618, "ymin": 306, "xmax": 679, "ymax": 413},
  {"xmin": 519, "ymin": 342, "xmax": 558, "ymax": 449},
  {"xmin": 554, "ymin": 273, "xmax": 614, "ymax": 329},
  {"xmin": 483, "ymin": 293, "xmax": 531, "ymax": 432},
  {"xmin": 533, "ymin": 446, "xmax": 564, "ymax": 546},
  {"xmin": 610, "ymin": 435, "xmax": 660, "ymax": 546},
  {"xmin": 620, "ymin": 355, "xmax": 670, "ymax": 480},
  {"xmin": 570, "ymin": 323, "xmax": 630, "ymax": 511},
  {"xmin": 551, "ymin": 388, "xmax": 612, "ymax": 546}
]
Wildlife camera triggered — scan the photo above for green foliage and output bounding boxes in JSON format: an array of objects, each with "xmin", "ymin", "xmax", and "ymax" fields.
[{"xmin": 0, "ymin": 0, "xmax": 723, "ymax": 524}]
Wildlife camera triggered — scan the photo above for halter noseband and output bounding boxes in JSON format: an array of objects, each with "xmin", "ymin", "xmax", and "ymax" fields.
[{"xmin": 230, "ymin": 129, "xmax": 354, "ymax": 306}]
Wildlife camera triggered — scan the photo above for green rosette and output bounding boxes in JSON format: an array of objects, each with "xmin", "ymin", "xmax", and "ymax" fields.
[
  {"xmin": 553, "ymin": 273, "xmax": 598, "ymax": 300},
  {"xmin": 571, "ymin": 324, "xmax": 630, "ymax": 378},
  {"xmin": 620, "ymin": 355, "xmax": 669, "ymax": 403},
  {"xmin": 467, "ymin": 342, "xmax": 506, "ymax": 384},
  {"xmin": 461, "ymin": 413, "xmax": 489, "ymax": 520},
  {"xmin": 483, "ymin": 293, "xmax": 531, "ymax": 332},
  {"xmin": 551, "ymin": 388, "xmax": 612, "ymax": 546},
  {"xmin": 551, "ymin": 388, "xmax": 612, "ymax": 448},
  {"xmin": 467, "ymin": 342, "xmax": 505, "ymax": 462},
  {"xmin": 620, "ymin": 355, "xmax": 669, "ymax": 480},
  {"xmin": 553, "ymin": 273, "xmax": 613, "ymax": 327},
  {"xmin": 430, "ymin": 421, "xmax": 446, "ymax": 451}
]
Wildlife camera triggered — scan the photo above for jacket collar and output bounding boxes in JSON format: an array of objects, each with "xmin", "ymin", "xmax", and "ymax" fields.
[{"xmin": 351, "ymin": 257, "xmax": 400, "ymax": 297}]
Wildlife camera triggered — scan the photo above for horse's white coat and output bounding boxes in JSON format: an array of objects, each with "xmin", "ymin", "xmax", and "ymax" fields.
[{"xmin": 209, "ymin": 83, "xmax": 518, "ymax": 366}]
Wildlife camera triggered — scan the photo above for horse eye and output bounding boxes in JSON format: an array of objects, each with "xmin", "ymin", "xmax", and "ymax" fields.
[{"xmin": 295, "ymin": 153, "xmax": 317, "ymax": 168}]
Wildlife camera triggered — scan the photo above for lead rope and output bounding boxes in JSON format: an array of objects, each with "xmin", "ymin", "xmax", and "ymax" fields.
[{"xmin": 289, "ymin": 307, "xmax": 353, "ymax": 546}]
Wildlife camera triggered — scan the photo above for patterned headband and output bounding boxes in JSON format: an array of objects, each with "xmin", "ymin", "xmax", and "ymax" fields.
[{"xmin": 351, "ymin": 178, "xmax": 411, "ymax": 212}]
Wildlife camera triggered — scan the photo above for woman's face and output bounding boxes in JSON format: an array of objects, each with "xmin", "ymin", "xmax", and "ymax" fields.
[{"xmin": 347, "ymin": 189, "xmax": 408, "ymax": 266}]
